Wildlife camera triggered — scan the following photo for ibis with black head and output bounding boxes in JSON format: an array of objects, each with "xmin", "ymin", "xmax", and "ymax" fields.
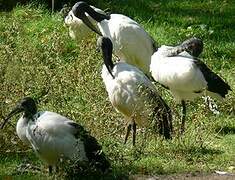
[
  {"xmin": 1, "ymin": 97, "xmax": 110, "ymax": 174},
  {"xmin": 97, "ymin": 36, "xmax": 172, "ymax": 146},
  {"xmin": 71, "ymin": 1, "xmax": 157, "ymax": 75},
  {"xmin": 150, "ymin": 38, "xmax": 231, "ymax": 133}
]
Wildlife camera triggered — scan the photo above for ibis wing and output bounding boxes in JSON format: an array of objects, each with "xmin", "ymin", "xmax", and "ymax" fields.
[
  {"xmin": 67, "ymin": 121, "xmax": 110, "ymax": 172},
  {"xmin": 194, "ymin": 59, "xmax": 231, "ymax": 97},
  {"xmin": 141, "ymin": 85, "xmax": 173, "ymax": 139}
]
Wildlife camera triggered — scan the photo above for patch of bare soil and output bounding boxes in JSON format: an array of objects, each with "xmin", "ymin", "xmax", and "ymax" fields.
[{"xmin": 130, "ymin": 172, "xmax": 235, "ymax": 180}]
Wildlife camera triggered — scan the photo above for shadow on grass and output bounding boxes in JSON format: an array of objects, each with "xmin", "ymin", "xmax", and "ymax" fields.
[
  {"xmin": 187, "ymin": 147, "xmax": 223, "ymax": 155},
  {"xmin": 65, "ymin": 169, "xmax": 128, "ymax": 180},
  {"xmin": 0, "ymin": 151, "xmax": 129, "ymax": 179},
  {"xmin": 215, "ymin": 126, "xmax": 235, "ymax": 135},
  {"xmin": 0, "ymin": 150, "xmax": 35, "ymax": 161},
  {"xmin": 172, "ymin": 146, "xmax": 224, "ymax": 165},
  {"xmin": 97, "ymin": 0, "xmax": 234, "ymax": 44},
  {"xmin": 2, "ymin": 0, "xmax": 234, "ymax": 45},
  {"xmin": 173, "ymin": 145, "xmax": 224, "ymax": 158}
]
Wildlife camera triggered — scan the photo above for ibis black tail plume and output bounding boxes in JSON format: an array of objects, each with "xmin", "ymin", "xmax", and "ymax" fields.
[
  {"xmin": 84, "ymin": 135, "xmax": 111, "ymax": 173},
  {"xmin": 195, "ymin": 60, "xmax": 231, "ymax": 97},
  {"xmin": 155, "ymin": 96, "xmax": 173, "ymax": 139},
  {"xmin": 68, "ymin": 122, "xmax": 110, "ymax": 173},
  {"xmin": 149, "ymin": 90, "xmax": 173, "ymax": 139}
]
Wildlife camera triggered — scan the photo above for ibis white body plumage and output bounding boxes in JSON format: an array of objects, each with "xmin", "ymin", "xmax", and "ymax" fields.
[
  {"xmin": 21, "ymin": 111, "xmax": 88, "ymax": 165},
  {"xmin": 102, "ymin": 62, "xmax": 156, "ymax": 127},
  {"xmin": 98, "ymin": 14, "xmax": 156, "ymax": 74},
  {"xmin": 150, "ymin": 45, "xmax": 208, "ymax": 102},
  {"xmin": 150, "ymin": 45, "xmax": 230, "ymax": 102}
]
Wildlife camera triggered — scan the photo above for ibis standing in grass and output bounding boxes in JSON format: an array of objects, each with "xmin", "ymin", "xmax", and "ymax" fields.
[
  {"xmin": 1, "ymin": 97, "xmax": 110, "ymax": 174},
  {"xmin": 97, "ymin": 36, "xmax": 172, "ymax": 146},
  {"xmin": 71, "ymin": 1, "xmax": 157, "ymax": 74},
  {"xmin": 150, "ymin": 38, "xmax": 231, "ymax": 132}
]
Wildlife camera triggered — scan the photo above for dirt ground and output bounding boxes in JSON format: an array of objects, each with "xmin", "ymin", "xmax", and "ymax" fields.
[{"xmin": 130, "ymin": 172, "xmax": 235, "ymax": 180}]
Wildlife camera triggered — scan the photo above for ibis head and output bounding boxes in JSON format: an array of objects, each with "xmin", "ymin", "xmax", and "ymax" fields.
[
  {"xmin": 72, "ymin": 1, "xmax": 103, "ymax": 36},
  {"xmin": 1, "ymin": 97, "xmax": 37, "ymax": 129}
]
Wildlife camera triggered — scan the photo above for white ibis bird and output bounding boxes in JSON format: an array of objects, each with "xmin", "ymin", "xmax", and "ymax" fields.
[
  {"xmin": 71, "ymin": 1, "xmax": 157, "ymax": 74},
  {"xmin": 150, "ymin": 38, "xmax": 231, "ymax": 132},
  {"xmin": 1, "ymin": 97, "xmax": 110, "ymax": 174},
  {"xmin": 97, "ymin": 36, "xmax": 172, "ymax": 146},
  {"xmin": 64, "ymin": 5, "xmax": 106, "ymax": 42}
]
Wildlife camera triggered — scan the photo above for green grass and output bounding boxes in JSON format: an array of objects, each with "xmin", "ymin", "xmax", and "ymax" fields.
[{"xmin": 0, "ymin": 0, "xmax": 235, "ymax": 179}]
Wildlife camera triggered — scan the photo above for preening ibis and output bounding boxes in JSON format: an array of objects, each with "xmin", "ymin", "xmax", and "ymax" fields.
[
  {"xmin": 97, "ymin": 36, "xmax": 172, "ymax": 146},
  {"xmin": 150, "ymin": 38, "xmax": 231, "ymax": 132},
  {"xmin": 1, "ymin": 97, "xmax": 110, "ymax": 174},
  {"xmin": 64, "ymin": 5, "xmax": 106, "ymax": 42},
  {"xmin": 72, "ymin": 1, "xmax": 157, "ymax": 74}
]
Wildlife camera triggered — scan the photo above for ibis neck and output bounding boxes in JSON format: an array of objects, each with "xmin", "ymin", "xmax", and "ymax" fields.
[
  {"xmin": 102, "ymin": 47, "xmax": 114, "ymax": 78},
  {"xmin": 84, "ymin": 6, "xmax": 110, "ymax": 22},
  {"xmin": 23, "ymin": 101, "xmax": 37, "ymax": 119},
  {"xmin": 23, "ymin": 111, "xmax": 36, "ymax": 120},
  {"xmin": 16, "ymin": 116, "xmax": 31, "ymax": 145}
]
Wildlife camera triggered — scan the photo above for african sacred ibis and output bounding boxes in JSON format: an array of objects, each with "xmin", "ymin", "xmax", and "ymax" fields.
[
  {"xmin": 97, "ymin": 36, "xmax": 172, "ymax": 146},
  {"xmin": 1, "ymin": 97, "xmax": 110, "ymax": 174},
  {"xmin": 150, "ymin": 38, "xmax": 231, "ymax": 132},
  {"xmin": 64, "ymin": 5, "xmax": 106, "ymax": 42},
  {"xmin": 72, "ymin": 1, "xmax": 157, "ymax": 74}
]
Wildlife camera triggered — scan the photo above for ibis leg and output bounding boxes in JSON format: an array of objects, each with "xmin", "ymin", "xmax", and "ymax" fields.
[
  {"xmin": 132, "ymin": 121, "xmax": 137, "ymax": 146},
  {"xmin": 180, "ymin": 100, "xmax": 186, "ymax": 134},
  {"xmin": 56, "ymin": 166, "xmax": 59, "ymax": 173},
  {"xmin": 48, "ymin": 165, "xmax": 53, "ymax": 175},
  {"xmin": 124, "ymin": 123, "xmax": 132, "ymax": 144}
]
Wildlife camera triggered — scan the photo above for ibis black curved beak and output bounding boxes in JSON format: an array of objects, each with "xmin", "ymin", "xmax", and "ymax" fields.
[
  {"xmin": 81, "ymin": 14, "xmax": 102, "ymax": 36},
  {"xmin": 1, "ymin": 106, "xmax": 23, "ymax": 129}
]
